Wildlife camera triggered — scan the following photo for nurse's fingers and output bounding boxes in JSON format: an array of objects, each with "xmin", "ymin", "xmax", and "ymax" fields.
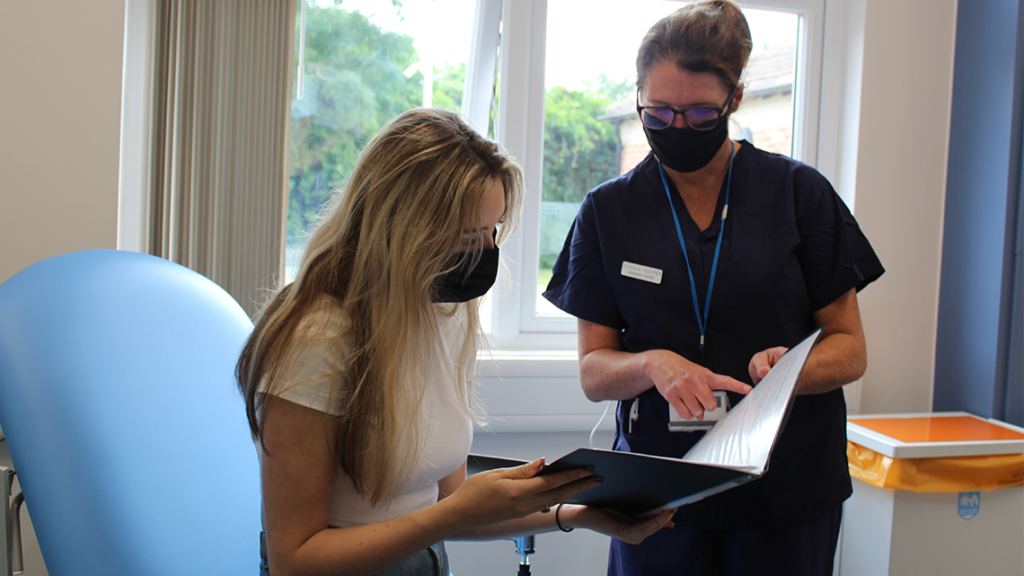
[
  {"xmin": 679, "ymin": 395, "xmax": 704, "ymax": 421},
  {"xmin": 664, "ymin": 392, "xmax": 692, "ymax": 420},
  {"xmin": 671, "ymin": 387, "xmax": 716, "ymax": 420},
  {"xmin": 747, "ymin": 346, "xmax": 788, "ymax": 385},
  {"xmin": 709, "ymin": 373, "xmax": 753, "ymax": 395}
]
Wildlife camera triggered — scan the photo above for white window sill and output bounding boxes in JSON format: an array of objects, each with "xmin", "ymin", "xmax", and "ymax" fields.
[{"xmin": 475, "ymin": 347, "xmax": 615, "ymax": 434}]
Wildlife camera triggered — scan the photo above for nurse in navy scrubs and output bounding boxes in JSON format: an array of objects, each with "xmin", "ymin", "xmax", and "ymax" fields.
[{"xmin": 543, "ymin": 2, "xmax": 884, "ymax": 575}]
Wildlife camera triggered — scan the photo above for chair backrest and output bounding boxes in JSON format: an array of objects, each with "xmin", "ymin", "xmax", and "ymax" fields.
[{"xmin": 0, "ymin": 250, "xmax": 261, "ymax": 576}]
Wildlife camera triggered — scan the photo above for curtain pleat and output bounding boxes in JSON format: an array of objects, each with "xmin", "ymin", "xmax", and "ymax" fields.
[{"xmin": 149, "ymin": 0, "xmax": 297, "ymax": 318}]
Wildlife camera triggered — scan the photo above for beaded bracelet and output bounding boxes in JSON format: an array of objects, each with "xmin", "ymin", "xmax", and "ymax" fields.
[{"xmin": 555, "ymin": 503, "xmax": 573, "ymax": 532}]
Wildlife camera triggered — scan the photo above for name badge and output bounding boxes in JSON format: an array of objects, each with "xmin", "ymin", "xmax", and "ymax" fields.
[{"xmin": 621, "ymin": 261, "xmax": 663, "ymax": 284}]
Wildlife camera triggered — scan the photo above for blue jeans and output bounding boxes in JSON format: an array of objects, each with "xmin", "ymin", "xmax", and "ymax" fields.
[{"xmin": 260, "ymin": 531, "xmax": 450, "ymax": 576}]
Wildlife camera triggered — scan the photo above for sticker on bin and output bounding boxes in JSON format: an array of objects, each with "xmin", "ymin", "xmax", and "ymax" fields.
[{"xmin": 958, "ymin": 491, "xmax": 980, "ymax": 520}]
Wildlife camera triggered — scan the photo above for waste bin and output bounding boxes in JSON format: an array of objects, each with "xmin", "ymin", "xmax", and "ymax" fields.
[{"xmin": 840, "ymin": 412, "xmax": 1024, "ymax": 576}]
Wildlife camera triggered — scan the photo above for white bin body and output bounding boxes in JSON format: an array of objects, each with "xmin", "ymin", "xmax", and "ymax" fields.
[
  {"xmin": 841, "ymin": 480, "xmax": 1023, "ymax": 576},
  {"xmin": 841, "ymin": 413, "xmax": 1024, "ymax": 576}
]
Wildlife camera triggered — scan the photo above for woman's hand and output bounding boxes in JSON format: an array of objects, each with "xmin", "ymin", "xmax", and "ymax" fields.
[
  {"xmin": 643, "ymin": 349, "xmax": 751, "ymax": 420},
  {"xmin": 563, "ymin": 505, "xmax": 676, "ymax": 545},
  {"xmin": 443, "ymin": 459, "xmax": 602, "ymax": 529},
  {"xmin": 747, "ymin": 346, "xmax": 788, "ymax": 385}
]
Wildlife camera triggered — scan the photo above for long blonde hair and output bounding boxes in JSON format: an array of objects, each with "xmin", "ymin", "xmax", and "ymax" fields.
[{"xmin": 238, "ymin": 108, "xmax": 523, "ymax": 504}]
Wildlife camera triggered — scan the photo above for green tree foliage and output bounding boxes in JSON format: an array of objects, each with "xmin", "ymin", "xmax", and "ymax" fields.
[
  {"xmin": 286, "ymin": 3, "xmax": 631, "ymax": 285},
  {"xmin": 541, "ymin": 75, "xmax": 633, "ymax": 204},
  {"xmin": 430, "ymin": 62, "xmax": 465, "ymax": 112},
  {"xmin": 288, "ymin": 5, "xmax": 423, "ymax": 245},
  {"xmin": 538, "ymin": 75, "xmax": 633, "ymax": 271}
]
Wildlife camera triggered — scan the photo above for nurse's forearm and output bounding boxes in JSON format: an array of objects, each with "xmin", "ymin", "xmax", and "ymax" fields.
[
  {"xmin": 577, "ymin": 318, "xmax": 750, "ymax": 412},
  {"xmin": 795, "ymin": 331, "xmax": 866, "ymax": 395},
  {"xmin": 794, "ymin": 288, "xmax": 867, "ymax": 395},
  {"xmin": 579, "ymin": 347, "xmax": 659, "ymax": 401}
]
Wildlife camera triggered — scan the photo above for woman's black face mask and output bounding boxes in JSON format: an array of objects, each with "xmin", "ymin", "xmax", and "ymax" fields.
[{"xmin": 432, "ymin": 247, "xmax": 499, "ymax": 303}]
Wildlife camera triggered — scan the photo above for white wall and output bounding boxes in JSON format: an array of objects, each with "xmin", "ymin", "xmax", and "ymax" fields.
[
  {"xmin": 0, "ymin": 2, "xmax": 126, "ymax": 574},
  {"xmin": 853, "ymin": 0, "xmax": 958, "ymax": 414},
  {"xmin": 0, "ymin": 1, "xmax": 125, "ymax": 285}
]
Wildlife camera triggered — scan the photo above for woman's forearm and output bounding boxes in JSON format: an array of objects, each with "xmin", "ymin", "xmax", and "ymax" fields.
[
  {"xmin": 269, "ymin": 497, "xmax": 469, "ymax": 576},
  {"xmin": 448, "ymin": 509, "xmax": 565, "ymax": 541},
  {"xmin": 452, "ymin": 504, "xmax": 678, "ymax": 546}
]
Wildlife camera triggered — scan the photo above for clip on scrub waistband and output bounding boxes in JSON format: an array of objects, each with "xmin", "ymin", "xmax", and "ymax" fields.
[{"xmin": 669, "ymin": 390, "xmax": 730, "ymax": 432}]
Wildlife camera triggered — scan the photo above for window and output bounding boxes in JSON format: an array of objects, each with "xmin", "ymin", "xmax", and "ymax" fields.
[
  {"xmin": 285, "ymin": 0, "xmax": 480, "ymax": 281},
  {"xmin": 282, "ymin": 0, "xmax": 827, "ymax": 353},
  {"xmin": 490, "ymin": 0, "xmax": 824, "ymax": 350}
]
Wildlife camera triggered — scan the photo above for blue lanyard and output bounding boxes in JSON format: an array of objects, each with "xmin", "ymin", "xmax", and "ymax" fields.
[{"xmin": 657, "ymin": 141, "xmax": 735, "ymax": 366}]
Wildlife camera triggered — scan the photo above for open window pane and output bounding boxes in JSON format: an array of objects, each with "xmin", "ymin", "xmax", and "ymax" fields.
[
  {"xmin": 537, "ymin": 0, "xmax": 799, "ymax": 315},
  {"xmin": 285, "ymin": 0, "xmax": 477, "ymax": 281}
]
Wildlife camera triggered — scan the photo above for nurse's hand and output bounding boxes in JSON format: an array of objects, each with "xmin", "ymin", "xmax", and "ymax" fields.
[
  {"xmin": 561, "ymin": 505, "xmax": 677, "ymax": 545},
  {"xmin": 748, "ymin": 346, "xmax": 788, "ymax": 385},
  {"xmin": 644, "ymin": 350, "xmax": 751, "ymax": 420}
]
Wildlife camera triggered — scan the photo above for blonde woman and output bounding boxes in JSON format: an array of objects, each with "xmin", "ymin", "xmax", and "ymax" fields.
[{"xmin": 237, "ymin": 108, "xmax": 674, "ymax": 576}]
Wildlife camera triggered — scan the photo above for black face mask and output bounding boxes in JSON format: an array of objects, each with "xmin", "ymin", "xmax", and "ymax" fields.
[
  {"xmin": 643, "ymin": 117, "xmax": 729, "ymax": 173},
  {"xmin": 432, "ymin": 247, "xmax": 499, "ymax": 303}
]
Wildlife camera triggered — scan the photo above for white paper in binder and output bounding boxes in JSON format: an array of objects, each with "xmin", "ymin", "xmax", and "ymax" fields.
[{"xmin": 681, "ymin": 327, "xmax": 824, "ymax": 474}]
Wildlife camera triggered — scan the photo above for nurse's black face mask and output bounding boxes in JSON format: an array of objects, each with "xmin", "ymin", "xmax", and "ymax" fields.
[
  {"xmin": 432, "ymin": 230, "xmax": 499, "ymax": 303},
  {"xmin": 637, "ymin": 84, "xmax": 738, "ymax": 173}
]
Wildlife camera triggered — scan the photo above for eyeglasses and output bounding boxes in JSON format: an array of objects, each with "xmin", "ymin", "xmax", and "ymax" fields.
[{"xmin": 636, "ymin": 85, "xmax": 739, "ymax": 131}]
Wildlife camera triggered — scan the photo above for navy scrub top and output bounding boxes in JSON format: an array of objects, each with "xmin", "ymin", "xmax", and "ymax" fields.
[{"xmin": 544, "ymin": 143, "xmax": 884, "ymax": 528}]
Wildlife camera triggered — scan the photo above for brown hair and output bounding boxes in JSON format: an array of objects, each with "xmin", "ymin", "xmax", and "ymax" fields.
[
  {"xmin": 636, "ymin": 0, "xmax": 752, "ymax": 95},
  {"xmin": 237, "ymin": 108, "xmax": 523, "ymax": 505}
]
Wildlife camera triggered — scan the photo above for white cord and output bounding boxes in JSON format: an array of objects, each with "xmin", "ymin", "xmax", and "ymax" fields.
[{"xmin": 589, "ymin": 401, "xmax": 613, "ymax": 449}]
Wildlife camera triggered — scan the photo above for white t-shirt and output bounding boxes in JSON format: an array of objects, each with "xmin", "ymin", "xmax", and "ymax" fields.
[{"xmin": 261, "ymin": 301, "xmax": 474, "ymax": 528}]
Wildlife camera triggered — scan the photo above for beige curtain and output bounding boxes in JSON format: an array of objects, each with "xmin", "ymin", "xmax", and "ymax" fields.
[{"xmin": 149, "ymin": 0, "xmax": 296, "ymax": 318}]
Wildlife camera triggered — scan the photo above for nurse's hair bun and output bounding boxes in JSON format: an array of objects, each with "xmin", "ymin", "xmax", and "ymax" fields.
[{"xmin": 636, "ymin": 0, "xmax": 752, "ymax": 97}]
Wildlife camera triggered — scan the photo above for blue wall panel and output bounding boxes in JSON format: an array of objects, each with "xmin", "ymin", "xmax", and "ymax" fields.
[{"xmin": 935, "ymin": 0, "xmax": 1024, "ymax": 425}]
